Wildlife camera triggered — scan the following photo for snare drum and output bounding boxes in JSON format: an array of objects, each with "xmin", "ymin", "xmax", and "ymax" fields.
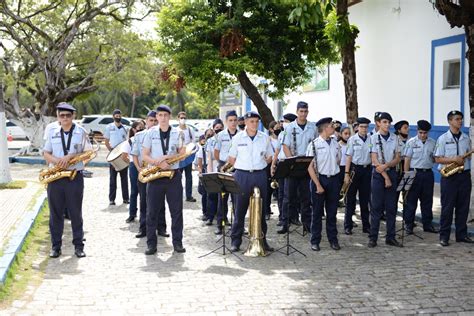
[{"xmin": 106, "ymin": 141, "xmax": 129, "ymax": 171}]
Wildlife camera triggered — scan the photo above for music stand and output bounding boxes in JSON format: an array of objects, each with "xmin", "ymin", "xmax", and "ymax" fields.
[
  {"xmin": 395, "ymin": 170, "xmax": 419, "ymax": 245},
  {"xmin": 274, "ymin": 156, "xmax": 313, "ymax": 257},
  {"xmin": 198, "ymin": 172, "xmax": 242, "ymax": 261}
]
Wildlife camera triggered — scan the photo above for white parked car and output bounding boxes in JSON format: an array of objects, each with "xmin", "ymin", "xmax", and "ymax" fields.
[
  {"xmin": 80, "ymin": 115, "xmax": 141, "ymax": 140},
  {"xmin": 5, "ymin": 120, "xmax": 28, "ymax": 140}
]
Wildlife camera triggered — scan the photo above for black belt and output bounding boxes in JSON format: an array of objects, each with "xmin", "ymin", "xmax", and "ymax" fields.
[
  {"xmin": 235, "ymin": 168, "xmax": 265, "ymax": 173},
  {"xmin": 410, "ymin": 168, "xmax": 432, "ymax": 172},
  {"xmin": 319, "ymin": 174, "xmax": 338, "ymax": 178},
  {"xmin": 352, "ymin": 163, "xmax": 371, "ymax": 168}
]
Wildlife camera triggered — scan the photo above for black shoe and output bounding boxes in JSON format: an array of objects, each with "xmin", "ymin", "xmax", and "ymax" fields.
[
  {"xmin": 276, "ymin": 220, "xmax": 283, "ymax": 227},
  {"xmin": 330, "ymin": 242, "xmax": 341, "ymax": 251},
  {"xmin": 49, "ymin": 249, "xmax": 61, "ymax": 258},
  {"xmin": 214, "ymin": 228, "xmax": 223, "ymax": 235},
  {"xmin": 74, "ymin": 249, "xmax": 86, "ymax": 258},
  {"xmin": 439, "ymin": 240, "xmax": 449, "ymax": 247},
  {"xmin": 405, "ymin": 228, "xmax": 414, "ymax": 235},
  {"xmin": 362, "ymin": 228, "xmax": 370, "ymax": 234},
  {"xmin": 386, "ymin": 239, "xmax": 403, "ymax": 247},
  {"xmin": 230, "ymin": 245, "xmax": 240, "ymax": 252},
  {"xmin": 368, "ymin": 240, "xmax": 377, "ymax": 248},
  {"xmin": 205, "ymin": 219, "xmax": 213, "ymax": 226},
  {"xmin": 424, "ymin": 226, "xmax": 439, "ymax": 233},
  {"xmin": 145, "ymin": 247, "xmax": 157, "ymax": 255},
  {"xmin": 109, "ymin": 201, "xmax": 115, "ymax": 206},
  {"xmin": 123, "ymin": 200, "xmax": 130, "ymax": 204},
  {"xmin": 277, "ymin": 227, "xmax": 288, "ymax": 234},
  {"xmin": 135, "ymin": 231, "xmax": 146, "ymax": 238},
  {"xmin": 456, "ymin": 236, "xmax": 474, "ymax": 243},
  {"xmin": 311, "ymin": 244, "xmax": 320, "ymax": 251},
  {"xmin": 157, "ymin": 231, "xmax": 170, "ymax": 237},
  {"xmin": 290, "ymin": 219, "xmax": 302, "ymax": 226},
  {"xmin": 344, "ymin": 228, "xmax": 352, "ymax": 235},
  {"xmin": 201, "ymin": 215, "xmax": 209, "ymax": 221},
  {"xmin": 186, "ymin": 197, "xmax": 197, "ymax": 202},
  {"xmin": 125, "ymin": 216, "xmax": 136, "ymax": 223},
  {"xmin": 174, "ymin": 245, "xmax": 186, "ymax": 253},
  {"xmin": 263, "ymin": 240, "xmax": 274, "ymax": 252}
]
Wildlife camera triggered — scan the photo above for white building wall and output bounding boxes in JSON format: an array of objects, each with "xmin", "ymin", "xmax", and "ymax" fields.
[{"xmin": 285, "ymin": 0, "xmax": 467, "ymax": 127}]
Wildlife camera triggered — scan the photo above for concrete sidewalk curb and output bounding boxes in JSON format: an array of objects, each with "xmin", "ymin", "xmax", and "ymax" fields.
[
  {"xmin": 0, "ymin": 192, "xmax": 47, "ymax": 284},
  {"xmin": 9, "ymin": 156, "xmax": 109, "ymax": 168}
]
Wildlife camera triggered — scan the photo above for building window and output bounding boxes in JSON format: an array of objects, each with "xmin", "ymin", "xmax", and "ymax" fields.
[{"xmin": 443, "ymin": 59, "xmax": 460, "ymax": 89}]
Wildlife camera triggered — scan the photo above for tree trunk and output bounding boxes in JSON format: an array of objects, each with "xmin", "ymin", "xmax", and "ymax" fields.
[
  {"xmin": 10, "ymin": 115, "xmax": 56, "ymax": 156},
  {"xmin": 337, "ymin": 0, "xmax": 359, "ymax": 125},
  {"xmin": 0, "ymin": 81, "xmax": 12, "ymax": 184},
  {"xmin": 131, "ymin": 92, "xmax": 136, "ymax": 117},
  {"xmin": 237, "ymin": 71, "xmax": 275, "ymax": 129}
]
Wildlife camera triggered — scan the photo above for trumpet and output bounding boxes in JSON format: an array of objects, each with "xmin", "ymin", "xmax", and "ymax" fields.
[
  {"xmin": 138, "ymin": 143, "xmax": 198, "ymax": 183},
  {"xmin": 339, "ymin": 169, "xmax": 355, "ymax": 202}
]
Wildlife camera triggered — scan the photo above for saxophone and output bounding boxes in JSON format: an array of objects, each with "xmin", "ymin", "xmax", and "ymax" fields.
[
  {"xmin": 39, "ymin": 147, "xmax": 98, "ymax": 185},
  {"xmin": 440, "ymin": 150, "xmax": 474, "ymax": 177},
  {"xmin": 244, "ymin": 187, "xmax": 267, "ymax": 257},
  {"xmin": 138, "ymin": 143, "xmax": 198, "ymax": 183}
]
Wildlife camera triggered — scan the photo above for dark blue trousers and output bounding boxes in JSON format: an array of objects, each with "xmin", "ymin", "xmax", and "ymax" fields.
[
  {"xmin": 282, "ymin": 176, "xmax": 311, "ymax": 230},
  {"xmin": 231, "ymin": 169, "xmax": 268, "ymax": 248},
  {"xmin": 109, "ymin": 164, "xmax": 129, "ymax": 202},
  {"xmin": 344, "ymin": 164, "xmax": 371, "ymax": 231},
  {"xmin": 198, "ymin": 179, "xmax": 208, "ymax": 216},
  {"xmin": 369, "ymin": 170, "xmax": 398, "ymax": 241},
  {"xmin": 129, "ymin": 163, "xmax": 139, "ymax": 216},
  {"xmin": 404, "ymin": 169, "xmax": 434, "ymax": 230},
  {"xmin": 146, "ymin": 171, "xmax": 183, "ymax": 248},
  {"xmin": 310, "ymin": 175, "xmax": 339, "ymax": 245},
  {"xmin": 206, "ymin": 193, "xmax": 218, "ymax": 221},
  {"xmin": 439, "ymin": 171, "xmax": 471, "ymax": 241},
  {"xmin": 277, "ymin": 178, "xmax": 285, "ymax": 220},
  {"xmin": 180, "ymin": 163, "xmax": 193, "ymax": 199},
  {"xmin": 47, "ymin": 173, "xmax": 84, "ymax": 250},
  {"xmin": 138, "ymin": 181, "xmax": 166, "ymax": 233}
]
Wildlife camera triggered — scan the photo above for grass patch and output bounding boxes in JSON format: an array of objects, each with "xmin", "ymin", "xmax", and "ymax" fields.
[
  {"xmin": 0, "ymin": 201, "xmax": 50, "ymax": 307},
  {"xmin": 0, "ymin": 180, "xmax": 28, "ymax": 190}
]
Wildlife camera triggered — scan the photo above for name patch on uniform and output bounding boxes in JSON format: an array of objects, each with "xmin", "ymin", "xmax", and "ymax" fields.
[{"xmin": 238, "ymin": 144, "xmax": 248, "ymax": 147}]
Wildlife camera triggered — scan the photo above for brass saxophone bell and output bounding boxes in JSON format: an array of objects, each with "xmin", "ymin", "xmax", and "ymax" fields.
[{"xmin": 270, "ymin": 179, "xmax": 279, "ymax": 189}]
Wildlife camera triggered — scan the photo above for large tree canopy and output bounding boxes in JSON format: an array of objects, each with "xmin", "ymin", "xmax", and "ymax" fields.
[{"xmin": 157, "ymin": 0, "xmax": 337, "ymax": 127}]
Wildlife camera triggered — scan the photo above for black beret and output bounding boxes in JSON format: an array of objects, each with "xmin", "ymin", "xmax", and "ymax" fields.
[
  {"xmin": 244, "ymin": 111, "xmax": 261, "ymax": 120},
  {"xmin": 447, "ymin": 110, "xmax": 463, "ymax": 119},
  {"xmin": 199, "ymin": 134, "xmax": 206, "ymax": 141},
  {"xmin": 56, "ymin": 102, "xmax": 76, "ymax": 112},
  {"xmin": 356, "ymin": 117, "xmax": 370, "ymax": 124},
  {"xmin": 296, "ymin": 101, "xmax": 308, "ymax": 109},
  {"xmin": 316, "ymin": 117, "xmax": 333, "ymax": 127},
  {"xmin": 377, "ymin": 112, "xmax": 393, "ymax": 122},
  {"xmin": 225, "ymin": 110, "xmax": 238, "ymax": 118},
  {"xmin": 212, "ymin": 118, "xmax": 224, "ymax": 127},
  {"xmin": 156, "ymin": 104, "xmax": 171, "ymax": 114},
  {"xmin": 238, "ymin": 116, "xmax": 245, "ymax": 121},
  {"xmin": 283, "ymin": 113, "xmax": 297, "ymax": 122},
  {"xmin": 394, "ymin": 120, "xmax": 409, "ymax": 131},
  {"xmin": 417, "ymin": 120, "xmax": 431, "ymax": 131},
  {"xmin": 112, "ymin": 108, "xmax": 122, "ymax": 115},
  {"xmin": 374, "ymin": 112, "xmax": 381, "ymax": 120},
  {"xmin": 147, "ymin": 110, "xmax": 156, "ymax": 117}
]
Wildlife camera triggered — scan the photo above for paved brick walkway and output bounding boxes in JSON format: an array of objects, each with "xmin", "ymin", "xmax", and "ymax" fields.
[{"xmin": 2, "ymin": 166, "xmax": 474, "ymax": 315}]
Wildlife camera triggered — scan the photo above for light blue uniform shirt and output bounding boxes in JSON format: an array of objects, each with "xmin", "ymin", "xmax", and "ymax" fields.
[
  {"xmin": 142, "ymin": 126, "xmax": 183, "ymax": 170},
  {"xmin": 214, "ymin": 128, "xmax": 239, "ymax": 162},
  {"xmin": 131, "ymin": 129, "xmax": 148, "ymax": 166},
  {"xmin": 229, "ymin": 131, "xmax": 273, "ymax": 171},
  {"xmin": 104, "ymin": 123, "xmax": 128, "ymax": 148},
  {"xmin": 43, "ymin": 124, "xmax": 91, "ymax": 171},
  {"xmin": 346, "ymin": 133, "xmax": 372, "ymax": 166},
  {"xmin": 370, "ymin": 132, "xmax": 400, "ymax": 165},
  {"xmin": 405, "ymin": 136, "xmax": 436, "ymax": 169},
  {"xmin": 282, "ymin": 120, "xmax": 317, "ymax": 157},
  {"xmin": 434, "ymin": 130, "xmax": 472, "ymax": 171},
  {"xmin": 277, "ymin": 132, "xmax": 286, "ymax": 160},
  {"xmin": 311, "ymin": 136, "xmax": 340, "ymax": 176}
]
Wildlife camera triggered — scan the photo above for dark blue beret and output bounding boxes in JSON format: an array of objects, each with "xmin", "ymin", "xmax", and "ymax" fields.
[
  {"xmin": 374, "ymin": 112, "xmax": 381, "ymax": 120},
  {"xmin": 417, "ymin": 120, "xmax": 431, "ymax": 131},
  {"xmin": 316, "ymin": 117, "xmax": 333, "ymax": 127},
  {"xmin": 296, "ymin": 101, "xmax": 308, "ymax": 109},
  {"xmin": 447, "ymin": 110, "xmax": 463, "ymax": 119},
  {"xmin": 226, "ymin": 110, "xmax": 238, "ymax": 118},
  {"xmin": 238, "ymin": 116, "xmax": 245, "ymax": 121},
  {"xmin": 377, "ymin": 112, "xmax": 393, "ymax": 122},
  {"xmin": 333, "ymin": 120, "xmax": 342, "ymax": 126},
  {"xmin": 156, "ymin": 104, "xmax": 171, "ymax": 114},
  {"xmin": 394, "ymin": 120, "xmax": 409, "ymax": 131},
  {"xmin": 244, "ymin": 111, "xmax": 261, "ymax": 120},
  {"xmin": 56, "ymin": 102, "xmax": 76, "ymax": 112},
  {"xmin": 112, "ymin": 109, "xmax": 122, "ymax": 115},
  {"xmin": 212, "ymin": 118, "xmax": 224, "ymax": 127},
  {"xmin": 283, "ymin": 113, "xmax": 297, "ymax": 122},
  {"xmin": 147, "ymin": 110, "xmax": 157, "ymax": 118},
  {"xmin": 356, "ymin": 117, "xmax": 370, "ymax": 124}
]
